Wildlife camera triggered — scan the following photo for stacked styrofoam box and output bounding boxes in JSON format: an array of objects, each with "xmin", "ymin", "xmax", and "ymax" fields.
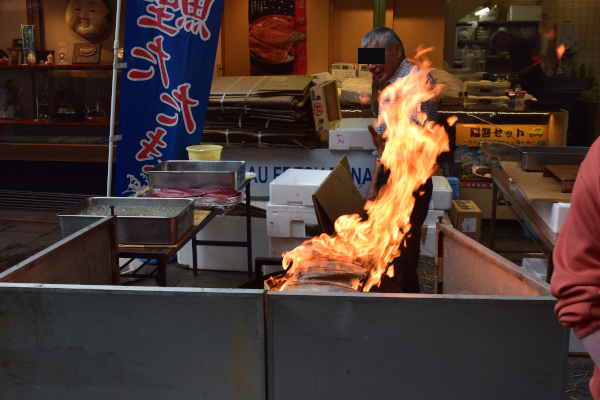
[
  {"xmin": 530, "ymin": 201, "xmax": 571, "ymax": 233},
  {"xmin": 420, "ymin": 213, "xmax": 452, "ymax": 256},
  {"xmin": 267, "ymin": 169, "xmax": 331, "ymax": 274},
  {"xmin": 522, "ymin": 257, "xmax": 548, "ymax": 282},
  {"xmin": 428, "ymin": 176, "xmax": 453, "ymax": 211},
  {"xmin": 329, "ymin": 118, "xmax": 376, "ymax": 150}
]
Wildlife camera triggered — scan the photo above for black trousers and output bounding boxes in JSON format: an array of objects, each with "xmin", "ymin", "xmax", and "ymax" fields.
[{"xmin": 378, "ymin": 172, "xmax": 433, "ymax": 293}]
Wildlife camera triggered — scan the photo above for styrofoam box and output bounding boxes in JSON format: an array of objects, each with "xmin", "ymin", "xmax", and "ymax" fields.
[
  {"xmin": 522, "ymin": 257, "xmax": 548, "ymax": 281},
  {"xmin": 420, "ymin": 213, "xmax": 451, "ymax": 256},
  {"xmin": 177, "ymin": 213, "xmax": 268, "ymax": 272},
  {"xmin": 270, "ymin": 169, "xmax": 331, "ymax": 206},
  {"xmin": 269, "ymin": 236, "xmax": 308, "ymax": 258},
  {"xmin": 507, "ymin": 5, "xmax": 542, "ymax": 21},
  {"xmin": 429, "ymin": 176, "xmax": 453, "ymax": 211},
  {"xmin": 530, "ymin": 201, "xmax": 571, "ymax": 233},
  {"xmin": 424, "ymin": 209, "xmax": 445, "ymax": 226},
  {"xmin": 329, "ymin": 118, "xmax": 376, "ymax": 150},
  {"xmin": 267, "ymin": 202, "xmax": 319, "ymax": 238}
]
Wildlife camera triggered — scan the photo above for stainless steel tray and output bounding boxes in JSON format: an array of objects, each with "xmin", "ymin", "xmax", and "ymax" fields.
[
  {"xmin": 519, "ymin": 145, "xmax": 589, "ymax": 171},
  {"xmin": 148, "ymin": 161, "xmax": 246, "ymax": 190},
  {"xmin": 58, "ymin": 197, "xmax": 194, "ymax": 244}
]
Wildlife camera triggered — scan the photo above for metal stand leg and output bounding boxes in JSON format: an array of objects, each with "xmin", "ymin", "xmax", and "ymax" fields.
[
  {"xmin": 547, "ymin": 251, "xmax": 554, "ymax": 284},
  {"xmin": 157, "ymin": 258, "xmax": 167, "ymax": 287},
  {"xmin": 490, "ymin": 183, "xmax": 498, "ymax": 251},
  {"xmin": 246, "ymin": 182, "xmax": 253, "ymax": 279},
  {"xmin": 192, "ymin": 235, "xmax": 198, "ymax": 276}
]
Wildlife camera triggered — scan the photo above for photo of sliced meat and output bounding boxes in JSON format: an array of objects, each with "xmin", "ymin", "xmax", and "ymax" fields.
[
  {"xmin": 249, "ymin": 36, "xmax": 290, "ymax": 63},
  {"xmin": 249, "ymin": 16, "xmax": 294, "ymax": 64},
  {"xmin": 260, "ymin": 18, "xmax": 295, "ymax": 35},
  {"xmin": 250, "ymin": 25, "xmax": 292, "ymax": 50}
]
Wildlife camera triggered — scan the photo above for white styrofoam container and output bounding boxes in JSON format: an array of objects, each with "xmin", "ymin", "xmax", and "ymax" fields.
[
  {"xmin": 522, "ymin": 257, "xmax": 548, "ymax": 281},
  {"xmin": 177, "ymin": 213, "xmax": 268, "ymax": 272},
  {"xmin": 530, "ymin": 201, "xmax": 571, "ymax": 233},
  {"xmin": 429, "ymin": 176, "xmax": 453, "ymax": 211},
  {"xmin": 420, "ymin": 213, "xmax": 451, "ymax": 256},
  {"xmin": 269, "ymin": 169, "xmax": 331, "ymax": 206},
  {"xmin": 267, "ymin": 202, "xmax": 319, "ymax": 238},
  {"xmin": 507, "ymin": 5, "xmax": 542, "ymax": 21},
  {"xmin": 269, "ymin": 236, "xmax": 308, "ymax": 259},
  {"xmin": 329, "ymin": 118, "xmax": 376, "ymax": 150},
  {"xmin": 424, "ymin": 209, "xmax": 445, "ymax": 226}
]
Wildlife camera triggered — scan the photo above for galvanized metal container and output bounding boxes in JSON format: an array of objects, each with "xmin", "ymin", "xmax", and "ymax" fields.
[
  {"xmin": 148, "ymin": 160, "xmax": 246, "ymax": 190},
  {"xmin": 519, "ymin": 145, "xmax": 588, "ymax": 171},
  {"xmin": 58, "ymin": 197, "xmax": 194, "ymax": 244}
]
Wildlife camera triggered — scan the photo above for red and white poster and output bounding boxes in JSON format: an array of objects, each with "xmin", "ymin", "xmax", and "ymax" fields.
[{"xmin": 248, "ymin": 0, "xmax": 307, "ymax": 75}]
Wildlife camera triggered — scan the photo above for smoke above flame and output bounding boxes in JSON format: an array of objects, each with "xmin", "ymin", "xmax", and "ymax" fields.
[{"xmin": 273, "ymin": 48, "xmax": 449, "ymax": 292}]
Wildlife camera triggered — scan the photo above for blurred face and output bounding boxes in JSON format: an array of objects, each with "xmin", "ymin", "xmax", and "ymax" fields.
[
  {"xmin": 365, "ymin": 41, "xmax": 404, "ymax": 85},
  {"xmin": 66, "ymin": 0, "xmax": 111, "ymax": 39}
]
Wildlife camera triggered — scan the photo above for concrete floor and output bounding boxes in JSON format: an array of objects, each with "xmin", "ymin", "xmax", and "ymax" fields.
[{"xmin": 0, "ymin": 208, "xmax": 593, "ymax": 399}]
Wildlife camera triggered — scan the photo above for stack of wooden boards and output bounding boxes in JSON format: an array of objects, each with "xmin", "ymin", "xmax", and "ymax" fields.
[{"xmin": 203, "ymin": 76, "xmax": 319, "ymax": 149}]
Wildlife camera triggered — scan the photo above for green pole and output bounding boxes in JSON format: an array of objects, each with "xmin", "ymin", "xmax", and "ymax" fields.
[{"xmin": 373, "ymin": 0, "xmax": 386, "ymax": 28}]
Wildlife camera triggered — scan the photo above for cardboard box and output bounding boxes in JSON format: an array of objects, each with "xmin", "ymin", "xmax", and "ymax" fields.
[
  {"xmin": 449, "ymin": 200, "xmax": 482, "ymax": 241},
  {"xmin": 312, "ymin": 155, "xmax": 367, "ymax": 235},
  {"xmin": 329, "ymin": 118, "xmax": 376, "ymax": 150},
  {"xmin": 310, "ymin": 80, "xmax": 342, "ymax": 132},
  {"xmin": 459, "ymin": 180, "xmax": 516, "ymax": 220}
]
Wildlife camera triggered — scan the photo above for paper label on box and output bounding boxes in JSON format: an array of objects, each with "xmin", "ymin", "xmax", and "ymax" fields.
[{"xmin": 461, "ymin": 217, "xmax": 477, "ymax": 233}]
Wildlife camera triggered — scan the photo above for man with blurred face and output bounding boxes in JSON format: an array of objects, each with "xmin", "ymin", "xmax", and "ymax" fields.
[
  {"xmin": 66, "ymin": 0, "xmax": 112, "ymax": 40},
  {"xmin": 361, "ymin": 27, "xmax": 438, "ymax": 294}
]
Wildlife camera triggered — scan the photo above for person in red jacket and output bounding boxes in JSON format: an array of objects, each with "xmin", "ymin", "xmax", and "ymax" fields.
[{"xmin": 552, "ymin": 138, "xmax": 600, "ymax": 398}]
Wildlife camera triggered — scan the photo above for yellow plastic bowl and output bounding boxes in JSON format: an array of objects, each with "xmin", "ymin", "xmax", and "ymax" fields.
[{"xmin": 186, "ymin": 145, "xmax": 223, "ymax": 161}]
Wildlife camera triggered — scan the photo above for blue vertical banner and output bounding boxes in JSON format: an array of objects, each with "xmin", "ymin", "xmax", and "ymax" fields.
[{"xmin": 116, "ymin": 0, "xmax": 225, "ymax": 196}]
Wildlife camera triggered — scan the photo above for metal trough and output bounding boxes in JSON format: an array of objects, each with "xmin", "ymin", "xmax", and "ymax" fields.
[
  {"xmin": 0, "ymin": 222, "xmax": 567, "ymax": 399},
  {"xmin": 148, "ymin": 160, "xmax": 246, "ymax": 190}
]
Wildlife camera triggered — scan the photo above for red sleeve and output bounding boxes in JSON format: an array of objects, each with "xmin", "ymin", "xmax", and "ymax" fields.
[{"xmin": 551, "ymin": 139, "xmax": 600, "ymax": 339}]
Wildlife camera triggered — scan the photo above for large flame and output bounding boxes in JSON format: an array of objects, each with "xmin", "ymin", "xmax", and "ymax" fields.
[
  {"xmin": 556, "ymin": 44, "xmax": 566, "ymax": 59},
  {"xmin": 273, "ymin": 49, "xmax": 449, "ymax": 292}
]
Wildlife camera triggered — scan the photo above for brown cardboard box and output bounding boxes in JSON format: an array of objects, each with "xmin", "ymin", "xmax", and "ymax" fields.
[
  {"xmin": 312, "ymin": 155, "xmax": 366, "ymax": 235},
  {"xmin": 310, "ymin": 80, "xmax": 341, "ymax": 133},
  {"xmin": 459, "ymin": 180, "xmax": 516, "ymax": 220},
  {"xmin": 449, "ymin": 200, "xmax": 482, "ymax": 241}
]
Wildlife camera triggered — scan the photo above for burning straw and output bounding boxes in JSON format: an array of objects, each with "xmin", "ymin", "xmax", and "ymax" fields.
[{"xmin": 273, "ymin": 48, "xmax": 450, "ymax": 292}]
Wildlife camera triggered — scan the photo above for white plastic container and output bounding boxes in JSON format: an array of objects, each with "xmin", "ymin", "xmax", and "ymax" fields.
[
  {"xmin": 530, "ymin": 201, "xmax": 571, "ymax": 233},
  {"xmin": 269, "ymin": 169, "xmax": 331, "ymax": 206},
  {"xmin": 424, "ymin": 209, "xmax": 445, "ymax": 226},
  {"xmin": 267, "ymin": 202, "xmax": 319, "ymax": 238},
  {"xmin": 522, "ymin": 258, "xmax": 548, "ymax": 281},
  {"xmin": 429, "ymin": 176, "xmax": 453, "ymax": 210},
  {"xmin": 329, "ymin": 118, "xmax": 376, "ymax": 150},
  {"xmin": 269, "ymin": 236, "xmax": 308, "ymax": 258}
]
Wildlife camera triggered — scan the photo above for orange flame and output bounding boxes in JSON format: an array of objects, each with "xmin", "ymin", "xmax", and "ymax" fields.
[
  {"xmin": 273, "ymin": 50, "xmax": 449, "ymax": 292},
  {"xmin": 358, "ymin": 91, "xmax": 371, "ymax": 106},
  {"xmin": 556, "ymin": 44, "xmax": 566, "ymax": 59}
]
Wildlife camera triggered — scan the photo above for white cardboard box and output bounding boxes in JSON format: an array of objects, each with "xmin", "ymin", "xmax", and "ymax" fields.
[
  {"xmin": 177, "ymin": 213, "xmax": 268, "ymax": 272},
  {"xmin": 429, "ymin": 176, "xmax": 453, "ymax": 210},
  {"xmin": 507, "ymin": 5, "xmax": 542, "ymax": 21},
  {"xmin": 267, "ymin": 202, "xmax": 319, "ymax": 238},
  {"xmin": 530, "ymin": 201, "xmax": 571, "ymax": 233},
  {"xmin": 329, "ymin": 118, "xmax": 376, "ymax": 150},
  {"xmin": 269, "ymin": 169, "xmax": 332, "ymax": 206}
]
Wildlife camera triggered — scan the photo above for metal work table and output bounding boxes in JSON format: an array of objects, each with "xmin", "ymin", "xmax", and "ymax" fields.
[
  {"xmin": 118, "ymin": 180, "xmax": 254, "ymax": 285},
  {"xmin": 490, "ymin": 168, "xmax": 559, "ymax": 283}
]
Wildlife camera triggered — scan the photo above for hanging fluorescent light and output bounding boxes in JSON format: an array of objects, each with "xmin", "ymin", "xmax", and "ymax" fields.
[{"xmin": 475, "ymin": 7, "xmax": 490, "ymax": 16}]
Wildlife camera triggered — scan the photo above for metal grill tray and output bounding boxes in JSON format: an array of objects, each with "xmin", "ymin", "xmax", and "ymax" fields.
[
  {"xmin": 148, "ymin": 161, "xmax": 246, "ymax": 191},
  {"xmin": 519, "ymin": 146, "xmax": 589, "ymax": 171},
  {"xmin": 58, "ymin": 197, "xmax": 194, "ymax": 244}
]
